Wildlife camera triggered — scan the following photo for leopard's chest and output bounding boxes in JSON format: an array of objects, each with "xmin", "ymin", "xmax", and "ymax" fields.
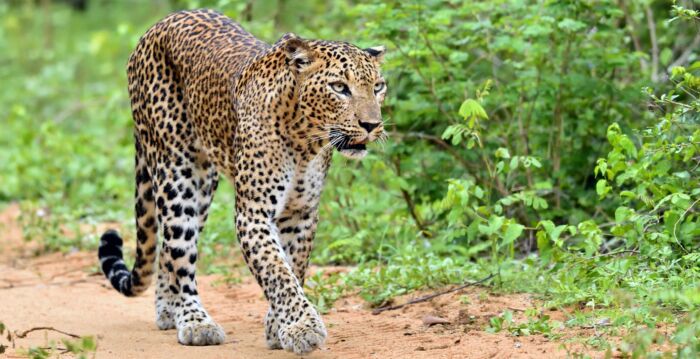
[{"xmin": 284, "ymin": 153, "xmax": 330, "ymax": 212}]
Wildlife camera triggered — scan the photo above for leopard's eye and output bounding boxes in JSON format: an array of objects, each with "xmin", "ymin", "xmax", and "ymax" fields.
[
  {"xmin": 329, "ymin": 82, "xmax": 351, "ymax": 96},
  {"xmin": 374, "ymin": 81, "xmax": 386, "ymax": 94}
]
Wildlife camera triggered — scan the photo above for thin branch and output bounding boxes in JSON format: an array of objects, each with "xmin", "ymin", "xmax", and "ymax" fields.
[
  {"xmin": 645, "ymin": 4, "xmax": 660, "ymax": 82},
  {"xmin": 371, "ymin": 273, "xmax": 496, "ymax": 315},
  {"xmin": 516, "ymin": 85, "xmax": 534, "ymax": 188},
  {"xmin": 241, "ymin": 0, "xmax": 253, "ymax": 22},
  {"xmin": 0, "ymin": 278, "xmax": 92, "ymax": 290},
  {"xmin": 390, "ymin": 131, "xmax": 475, "ymax": 171},
  {"xmin": 14, "ymin": 327, "xmax": 81, "ymax": 339},
  {"xmin": 550, "ymin": 34, "xmax": 574, "ymax": 209},
  {"xmin": 390, "ymin": 39, "xmax": 455, "ymax": 122},
  {"xmin": 619, "ymin": 0, "xmax": 648, "ymax": 72},
  {"xmin": 390, "ymin": 131, "xmax": 510, "ymax": 198},
  {"xmin": 673, "ymin": 197, "xmax": 699, "ymax": 254},
  {"xmin": 273, "ymin": 0, "xmax": 286, "ymax": 33},
  {"xmin": 589, "ymin": 249, "xmax": 640, "ymax": 260},
  {"xmin": 669, "ymin": 32, "xmax": 700, "ymax": 69},
  {"xmin": 391, "ymin": 155, "xmax": 430, "ymax": 238},
  {"xmin": 419, "ymin": 33, "xmax": 455, "ymax": 83},
  {"xmin": 478, "ymin": 149, "xmax": 509, "ymax": 200}
]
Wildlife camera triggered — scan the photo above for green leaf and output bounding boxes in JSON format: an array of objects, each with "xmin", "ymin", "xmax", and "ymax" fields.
[
  {"xmin": 479, "ymin": 216, "xmax": 504, "ymax": 236},
  {"xmin": 660, "ymin": 47, "xmax": 673, "ymax": 65},
  {"xmin": 82, "ymin": 336, "xmax": 97, "ymax": 351},
  {"xmin": 557, "ymin": 18, "xmax": 586, "ymax": 32},
  {"xmin": 615, "ymin": 206, "xmax": 634, "ymax": 223},
  {"xmin": 674, "ymin": 171, "xmax": 690, "ymax": 179},
  {"xmin": 618, "ymin": 136, "xmax": 638, "ymax": 158},
  {"xmin": 620, "ymin": 191, "xmax": 636, "ymax": 199},
  {"xmin": 458, "ymin": 99, "xmax": 488, "ymax": 121},
  {"xmin": 495, "ymin": 147, "xmax": 511, "ymax": 159},
  {"xmin": 596, "ymin": 179, "xmax": 611, "ymax": 198},
  {"xmin": 502, "ymin": 223, "xmax": 524, "ymax": 246},
  {"xmin": 510, "ymin": 157, "xmax": 519, "ymax": 170},
  {"xmin": 533, "ymin": 197, "xmax": 549, "ymax": 210}
]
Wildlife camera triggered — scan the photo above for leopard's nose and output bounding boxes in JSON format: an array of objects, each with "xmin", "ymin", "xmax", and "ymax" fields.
[{"xmin": 359, "ymin": 121, "xmax": 380, "ymax": 133}]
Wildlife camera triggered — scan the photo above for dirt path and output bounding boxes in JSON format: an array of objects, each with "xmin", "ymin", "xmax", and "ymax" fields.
[{"xmin": 0, "ymin": 205, "xmax": 599, "ymax": 358}]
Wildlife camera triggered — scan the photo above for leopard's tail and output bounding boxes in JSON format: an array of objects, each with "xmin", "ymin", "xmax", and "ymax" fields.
[
  {"xmin": 99, "ymin": 228, "xmax": 157, "ymax": 297},
  {"xmin": 98, "ymin": 230, "xmax": 137, "ymax": 296},
  {"xmin": 98, "ymin": 136, "xmax": 159, "ymax": 297}
]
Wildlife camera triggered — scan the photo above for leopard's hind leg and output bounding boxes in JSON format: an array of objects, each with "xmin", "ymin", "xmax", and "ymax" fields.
[
  {"xmin": 128, "ymin": 29, "xmax": 224, "ymax": 345},
  {"xmin": 154, "ymin": 155, "xmax": 218, "ymax": 332},
  {"xmin": 152, "ymin": 148, "xmax": 223, "ymax": 345}
]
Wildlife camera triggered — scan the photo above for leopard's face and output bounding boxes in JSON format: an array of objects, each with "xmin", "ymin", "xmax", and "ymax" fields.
[{"xmin": 284, "ymin": 37, "xmax": 387, "ymax": 160}]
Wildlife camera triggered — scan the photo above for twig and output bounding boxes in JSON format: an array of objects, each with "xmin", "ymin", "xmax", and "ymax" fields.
[
  {"xmin": 507, "ymin": 306, "xmax": 529, "ymax": 312},
  {"xmin": 391, "ymin": 155, "xmax": 430, "ymax": 238},
  {"xmin": 14, "ymin": 327, "xmax": 81, "ymax": 339},
  {"xmin": 669, "ymin": 33, "xmax": 700, "ymax": 69},
  {"xmin": 0, "ymin": 278, "xmax": 93, "ymax": 290},
  {"xmin": 390, "ymin": 131, "xmax": 475, "ymax": 171},
  {"xmin": 36, "ymin": 347, "xmax": 71, "ymax": 355},
  {"xmin": 49, "ymin": 266, "xmax": 87, "ymax": 280},
  {"xmin": 645, "ymin": 4, "xmax": 660, "ymax": 82},
  {"xmin": 672, "ymin": 197, "xmax": 699, "ymax": 254},
  {"xmin": 419, "ymin": 32, "xmax": 455, "ymax": 83},
  {"xmin": 389, "ymin": 39, "xmax": 455, "ymax": 123},
  {"xmin": 589, "ymin": 249, "xmax": 640, "ymax": 259},
  {"xmin": 550, "ymin": 33, "xmax": 574, "ymax": 209},
  {"xmin": 619, "ymin": 0, "xmax": 648, "ymax": 72},
  {"xmin": 516, "ymin": 84, "xmax": 533, "ymax": 188},
  {"xmin": 389, "ymin": 131, "xmax": 511, "ymax": 198},
  {"xmin": 581, "ymin": 322, "xmax": 612, "ymax": 329},
  {"xmin": 371, "ymin": 273, "xmax": 495, "ymax": 315}
]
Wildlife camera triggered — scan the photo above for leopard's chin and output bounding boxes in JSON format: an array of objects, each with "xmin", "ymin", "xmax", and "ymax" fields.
[
  {"xmin": 338, "ymin": 148, "xmax": 368, "ymax": 160},
  {"xmin": 333, "ymin": 141, "xmax": 367, "ymax": 160}
]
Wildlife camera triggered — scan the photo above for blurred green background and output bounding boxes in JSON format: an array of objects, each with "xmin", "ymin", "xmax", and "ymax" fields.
[{"xmin": 1, "ymin": 0, "xmax": 700, "ymax": 355}]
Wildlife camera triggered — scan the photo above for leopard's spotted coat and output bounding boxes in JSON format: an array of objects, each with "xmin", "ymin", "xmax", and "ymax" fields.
[{"xmin": 97, "ymin": 9, "xmax": 386, "ymax": 354}]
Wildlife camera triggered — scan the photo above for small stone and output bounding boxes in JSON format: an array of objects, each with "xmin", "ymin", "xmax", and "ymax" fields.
[{"xmin": 422, "ymin": 315, "xmax": 450, "ymax": 326}]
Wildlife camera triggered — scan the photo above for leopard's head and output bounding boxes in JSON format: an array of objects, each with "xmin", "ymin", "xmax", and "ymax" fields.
[{"xmin": 280, "ymin": 34, "xmax": 387, "ymax": 160}]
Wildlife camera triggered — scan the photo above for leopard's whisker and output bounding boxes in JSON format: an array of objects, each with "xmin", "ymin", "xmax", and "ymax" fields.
[{"xmin": 310, "ymin": 140, "xmax": 335, "ymax": 164}]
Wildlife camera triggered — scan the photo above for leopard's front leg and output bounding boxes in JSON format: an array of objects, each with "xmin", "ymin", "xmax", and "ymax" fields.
[
  {"xmin": 264, "ymin": 207, "xmax": 319, "ymax": 349},
  {"xmin": 235, "ymin": 202, "xmax": 326, "ymax": 354}
]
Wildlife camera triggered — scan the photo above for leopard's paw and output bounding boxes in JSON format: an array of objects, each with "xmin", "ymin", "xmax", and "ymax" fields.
[
  {"xmin": 278, "ymin": 311, "xmax": 327, "ymax": 354},
  {"xmin": 264, "ymin": 308, "xmax": 282, "ymax": 349},
  {"xmin": 156, "ymin": 309, "xmax": 176, "ymax": 330},
  {"xmin": 177, "ymin": 320, "xmax": 226, "ymax": 346}
]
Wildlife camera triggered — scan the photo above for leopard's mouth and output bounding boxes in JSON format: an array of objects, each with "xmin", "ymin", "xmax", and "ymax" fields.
[
  {"xmin": 335, "ymin": 142, "xmax": 366, "ymax": 151},
  {"xmin": 330, "ymin": 131, "xmax": 368, "ymax": 159}
]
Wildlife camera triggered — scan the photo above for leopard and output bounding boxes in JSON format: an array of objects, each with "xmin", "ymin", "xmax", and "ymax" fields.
[{"xmin": 96, "ymin": 8, "xmax": 386, "ymax": 355}]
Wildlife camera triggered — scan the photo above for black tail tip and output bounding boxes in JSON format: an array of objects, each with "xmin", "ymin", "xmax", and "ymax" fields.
[
  {"xmin": 98, "ymin": 229, "xmax": 124, "ymax": 261},
  {"xmin": 100, "ymin": 229, "xmax": 123, "ymax": 247}
]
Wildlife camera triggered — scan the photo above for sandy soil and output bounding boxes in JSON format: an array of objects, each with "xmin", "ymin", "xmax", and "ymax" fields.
[{"xmin": 0, "ymin": 204, "xmax": 602, "ymax": 358}]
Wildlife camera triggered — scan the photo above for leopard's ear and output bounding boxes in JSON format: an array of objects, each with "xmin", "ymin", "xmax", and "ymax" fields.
[
  {"xmin": 364, "ymin": 46, "xmax": 385, "ymax": 63},
  {"xmin": 279, "ymin": 33, "xmax": 313, "ymax": 72}
]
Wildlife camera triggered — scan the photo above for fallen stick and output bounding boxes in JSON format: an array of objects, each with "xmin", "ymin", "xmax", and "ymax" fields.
[
  {"xmin": 0, "ymin": 278, "xmax": 93, "ymax": 290},
  {"xmin": 371, "ymin": 273, "xmax": 496, "ymax": 315},
  {"xmin": 14, "ymin": 326, "xmax": 81, "ymax": 339},
  {"xmin": 36, "ymin": 346, "xmax": 71, "ymax": 354}
]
